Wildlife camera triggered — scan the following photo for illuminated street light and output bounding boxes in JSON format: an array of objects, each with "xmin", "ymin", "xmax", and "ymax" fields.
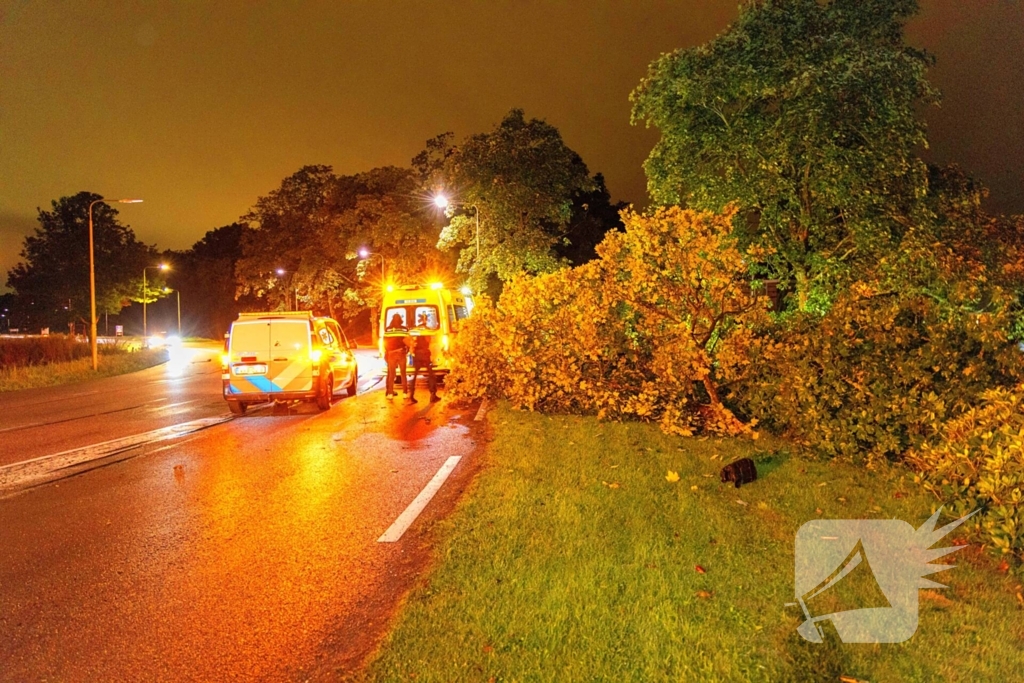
[
  {"xmin": 88, "ymin": 197, "xmax": 142, "ymax": 370},
  {"xmin": 432, "ymin": 192, "xmax": 480, "ymax": 259},
  {"xmin": 274, "ymin": 268, "xmax": 297, "ymax": 310},
  {"xmin": 142, "ymin": 263, "xmax": 168, "ymax": 341},
  {"xmin": 357, "ymin": 248, "xmax": 386, "ymax": 284}
]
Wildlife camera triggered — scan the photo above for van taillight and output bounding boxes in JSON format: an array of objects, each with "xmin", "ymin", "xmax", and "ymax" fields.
[{"xmin": 241, "ymin": 355, "xmax": 257, "ymax": 362}]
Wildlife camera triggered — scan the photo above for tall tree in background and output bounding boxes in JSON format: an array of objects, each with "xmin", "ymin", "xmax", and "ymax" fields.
[
  {"xmin": 6, "ymin": 192, "xmax": 157, "ymax": 331},
  {"xmin": 171, "ymin": 224, "xmax": 259, "ymax": 338},
  {"xmin": 631, "ymin": 0, "xmax": 938, "ymax": 310},
  {"xmin": 435, "ymin": 109, "xmax": 595, "ymax": 292},
  {"xmin": 236, "ymin": 164, "xmax": 450, "ymax": 327},
  {"xmin": 341, "ymin": 166, "xmax": 453, "ymax": 327},
  {"xmin": 555, "ymin": 173, "xmax": 627, "ymax": 266},
  {"xmin": 235, "ymin": 165, "xmax": 355, "ymax": 317}
]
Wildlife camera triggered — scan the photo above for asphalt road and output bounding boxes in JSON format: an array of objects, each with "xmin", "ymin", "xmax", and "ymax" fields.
[{"xmin": 0, "ymin": 343, "xmax": 483, "ymax": 681}]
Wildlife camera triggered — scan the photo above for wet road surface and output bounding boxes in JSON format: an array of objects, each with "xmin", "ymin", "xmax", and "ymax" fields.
[{"xmin": 0, "ymin": 345, "xmax": 484, "ymax": 681}]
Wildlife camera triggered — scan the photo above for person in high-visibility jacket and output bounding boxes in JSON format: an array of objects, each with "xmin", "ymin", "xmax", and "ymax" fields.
[
  {"xmin": 407, "ymin": 334, "xmax": 439, "ymax": 404},
  {"xmin": 383, "ymin": 313, "xmax": 409, "ymax": 400}
]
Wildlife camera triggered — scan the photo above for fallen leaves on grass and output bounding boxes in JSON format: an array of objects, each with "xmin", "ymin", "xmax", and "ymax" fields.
[
  {"xmin": 735, "ymin": 499, "xmax": 748, "ymax": 506},
  {"xmin": 666, "ymin": 470, "xmax": 680, "ymax": 483},
  {"xmin": 920, "ymin": 590, "xmax": 955, "ymax": 608},
  {"xmin": 696, "ymin": 590, "xmax": 713, "ymax": 599},
  {"xmin": 691, "ymin": 485, "xmax": 699, "ymax": 492},
  {"xmin": 997, "ymin": 559, "xmax": 1011, "ymax": 573},
  {"xmin": 602, "ymin": 481, "xmax": 621, "ymax": 489},
  {"xmin": 695, "ymin": 565, "xmax": 706, "ymax": 574}
]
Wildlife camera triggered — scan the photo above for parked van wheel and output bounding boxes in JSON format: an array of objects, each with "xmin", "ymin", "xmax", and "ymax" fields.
[
  {"xmin": 228, "ymin": 401, "xmax": 247, "ymax": 416},
  {"xmin": 317, "ymin": 375, "xmax": 333, "ymax": 411}
]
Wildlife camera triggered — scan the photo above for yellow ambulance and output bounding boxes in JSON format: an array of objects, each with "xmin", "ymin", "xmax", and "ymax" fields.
[
  {"xmin": 378, "ymin": 283, "xmax": 473, "ymax": 374},
  {"xmin": 222, "ymin": 311, "xmax": 358, "ymax": 415}
]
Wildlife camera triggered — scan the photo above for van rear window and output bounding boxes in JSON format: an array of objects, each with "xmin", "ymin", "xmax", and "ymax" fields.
[
  {"xmin": 270, "ymin": 320, "xmax": 310, "ymax": 354},
  {"xmin": 230, "ymin": 322, "xmax": 270, "ymax": 356}
]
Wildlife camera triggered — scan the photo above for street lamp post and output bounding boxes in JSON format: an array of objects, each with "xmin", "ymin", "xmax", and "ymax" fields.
[
  {"xmin": 433, "ymin": 194, "xmax": 480, "ymax": 259},
  {"xmin": 275, "ymin": 268, "xmax": 298, "ymax": 311},
  {"xmin": 88, "ymin": 197, "xmax": 142, "ymax": 370},
  {"xmin": 357, "ymin": 249, "xmax": 386, "ymax": 346},
  {"xmin": 357, "ymin": 249, "xmax": 386, "ymax": 283},
  {"xmin": 164, "ymin": 287, "xmax": 180, "ymax": 335},
  {"xmin": 143, "ymin": 263, "xmax": 168, "ymax": 340}
]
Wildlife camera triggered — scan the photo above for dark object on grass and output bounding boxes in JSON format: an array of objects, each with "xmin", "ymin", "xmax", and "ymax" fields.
[{"xmin": 720, "ymin": 458, "xmax": 757, "ymax": 488}]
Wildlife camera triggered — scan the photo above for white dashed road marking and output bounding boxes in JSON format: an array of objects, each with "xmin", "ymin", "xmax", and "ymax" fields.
[{"xmin": 378, "ymin": 456, "xmax": 462, "ymax": 543}]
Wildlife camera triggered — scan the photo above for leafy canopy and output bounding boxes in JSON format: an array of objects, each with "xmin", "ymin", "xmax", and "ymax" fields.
[
  {"xmin": 631, "ymin": 0, "xmax": 938, "ymax": 309},
  {"xmin": 435, "ymin": 109, "xmax": 595, "ymax": 291},
  {"xmin": 236, "ymin": 164, "xmax": 450, "ymax": 321},
  {"xmin": 6, "ymin": 192, "xmax": 157, "ymax": 330}
]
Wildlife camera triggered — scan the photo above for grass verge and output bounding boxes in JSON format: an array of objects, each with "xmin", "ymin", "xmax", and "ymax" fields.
[
  {"xmin": 0, "ymin": 349, "xmax": 168, "ymax": 392},
  {"xmin": 360, "ymin": 404, "xmax": 1024, "ymax": 682}
]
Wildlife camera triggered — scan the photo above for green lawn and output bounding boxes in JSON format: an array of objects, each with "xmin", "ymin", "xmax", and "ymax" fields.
[
  {"xmin": 0, "ymin": 348, "xmax": 168, "ymax": 392},
  {"xmin": 360, "ymin": 405, "xmax": 1024, "ymax": 682}
]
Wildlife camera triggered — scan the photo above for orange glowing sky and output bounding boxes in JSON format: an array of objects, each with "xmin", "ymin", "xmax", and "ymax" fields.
[{"xmin": 2, "ymin": 1, "xmax": 1022, "ymax": 290}]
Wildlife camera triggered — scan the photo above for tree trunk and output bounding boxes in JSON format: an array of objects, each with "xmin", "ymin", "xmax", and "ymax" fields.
[
  {"xmin": 702, "ymin": 375, "xmax": 721, "ymax": 406},
  {"xmin": 794, "ymin": 267, "xmax": 809, "ymax": 312}
]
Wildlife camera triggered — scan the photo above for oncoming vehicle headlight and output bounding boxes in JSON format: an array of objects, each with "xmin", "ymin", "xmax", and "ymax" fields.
[{"xmin": 441, "ymin": 334, "xmax": 449, "ymax": 351}]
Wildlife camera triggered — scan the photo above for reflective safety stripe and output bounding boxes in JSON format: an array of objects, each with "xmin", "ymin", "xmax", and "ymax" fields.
[{"xmin": 229, "ymin": 357, "xmax": 313, "ymax": 394}]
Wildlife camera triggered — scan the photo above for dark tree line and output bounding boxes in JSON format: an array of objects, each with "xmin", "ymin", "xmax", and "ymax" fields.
[{"xmin": 5, "ymin": 109, "xmax": 624, "ymax": 338}]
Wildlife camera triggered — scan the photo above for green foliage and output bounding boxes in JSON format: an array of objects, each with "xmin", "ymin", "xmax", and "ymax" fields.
[
  {"xmin": 908, "ymin": 386, "xmax": 1024, "ymax": 559},
  {"xmin": 236, "ymin": 165, "xmax": 450, "ymax": 322},
  {"xmin": 447, "ymin": 206, "xmax": 770, "ymax": 436},
  {"xmin": 236, "ymin": 165, "xmax": 352, "ymax": 315},
  {"xmin": 6, "ymin": 192, "xmax": 157, "ymax": 330},
  {"xmin": 630, "ymin": 0, "xmax": 938, "ymax": 309},
  {"xmin": 0, "ymin": 346, "xmax": 167, "ymax": 392},
  {"xmin": 733, "ymin": 288, "xmax": 1024, "ymax": 463},
  {"xmin": 434, "ymin": 109, "xmax": 596, "ymax": 290}
]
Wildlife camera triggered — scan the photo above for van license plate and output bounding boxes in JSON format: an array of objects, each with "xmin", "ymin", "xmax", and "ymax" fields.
[{"xmin": 233, "ymin": 364, "xmax": 268, "ymax": 375}]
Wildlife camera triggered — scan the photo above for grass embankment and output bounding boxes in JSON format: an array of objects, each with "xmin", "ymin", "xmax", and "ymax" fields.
[
  {"xmin": 0, "ymin": 348, "xmax": 168, "ymax": 392},
  {"xmin": 362, "ymin": 405, "xmax": 1024, "ymax": 682}
]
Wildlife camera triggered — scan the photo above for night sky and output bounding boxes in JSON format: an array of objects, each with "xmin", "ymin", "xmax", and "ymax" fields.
[{"xmin": 2, "ymin": 1, "xmax": 1022, "ymax": 291}]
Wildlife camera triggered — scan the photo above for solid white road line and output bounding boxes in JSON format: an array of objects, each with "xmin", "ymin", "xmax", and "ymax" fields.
[
  {"xmin": 0, "ymin": 415, "xmax": 232, "ymax": 493},
  {"xmin": 378, "ymin": 455, "xmax": 462, "ymax": 543},
  {"xmin": 474, "ymin": 398, "xmax": 488, "ymax": 422}
]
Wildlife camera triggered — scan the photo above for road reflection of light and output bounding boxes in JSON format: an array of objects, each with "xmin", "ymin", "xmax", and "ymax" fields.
[{"xmin": 292, "ymin": 441, "xmax": 344, "ymax": 525}]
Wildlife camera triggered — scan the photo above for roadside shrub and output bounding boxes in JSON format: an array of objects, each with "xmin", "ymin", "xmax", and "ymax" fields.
[
  {"xmin": 733, "ymin": 289, "xmax": 1023, "ymax": 462},
  {"xmin": 0, "ymin": 336, "xmax": 90, "ymax": 368},
  {"xmin": 907, "ymin": 385, "xmax": 1024, "ymax": 559},
  {"xmin": 447, "ymin": 206, "xmax": 770, "ymax": 435}
]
